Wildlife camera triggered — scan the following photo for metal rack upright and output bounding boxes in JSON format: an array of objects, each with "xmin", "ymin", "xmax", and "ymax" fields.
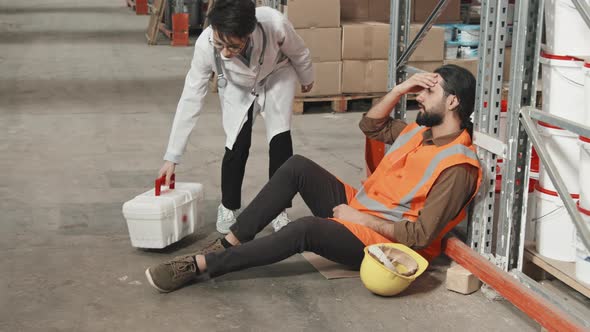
[{"xmin": 384, "ymin": 0, "xmax": 590, "ymax": 329}]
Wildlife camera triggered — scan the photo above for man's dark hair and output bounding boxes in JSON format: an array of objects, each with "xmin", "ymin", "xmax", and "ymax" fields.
[
  {"xmin": 434, "ymin": 64, "xmax": 477, "ymax": 136},
  {"xmin": 208, "ymin": 0, "xmax": 257, "ymax": 42}
]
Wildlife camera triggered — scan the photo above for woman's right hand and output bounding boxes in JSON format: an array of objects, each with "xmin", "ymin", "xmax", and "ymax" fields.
[{"xmin": 158, "ymin": 161, "xmax": 176, "ymax": 186}]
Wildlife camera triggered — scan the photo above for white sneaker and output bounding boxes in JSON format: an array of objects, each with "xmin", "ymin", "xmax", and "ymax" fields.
[
  {"xmin": 271, "ymin": 211, "xmax": 291, "ymax": 232},
  {"xmin": 217, "ymin": 204, "xmax": 240, "ymax": 234}
]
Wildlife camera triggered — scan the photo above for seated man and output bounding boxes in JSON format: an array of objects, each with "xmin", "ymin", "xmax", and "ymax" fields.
[{"xmin": 145, "ymin": 65, "xmax": 482, "ymax": 293}]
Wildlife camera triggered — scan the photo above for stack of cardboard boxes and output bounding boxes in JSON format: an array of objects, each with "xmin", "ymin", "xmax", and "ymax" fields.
[
  {"xmin": 340, "ymin": 0, "xmax": 390, "ymax": 94},
  {"xmin": 280, "ymin": 0, "xmax": 488, "ymax": 97},
  {"xmin": 410, "ymin": 0, "xmax": 480, "ymax": 77},
  {"xmin": 341, "ymin": 21, "xmax": 389, "ymax": 93},
  {"xmin": 283, "ymin": 0, "xmax": 342, "ymax": 97},
  {"xmin": 408, "ymin": 25, "xmax": 446, "ymax": 73},
  {"xmin": 339, "ymin": 0, "xmax": 450, "ymax": 94}
]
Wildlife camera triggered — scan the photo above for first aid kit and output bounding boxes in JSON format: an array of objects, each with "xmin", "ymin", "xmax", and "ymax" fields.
[{"xmin": 122, "ymin": 174, "xmax": 204, "ymax": 249}]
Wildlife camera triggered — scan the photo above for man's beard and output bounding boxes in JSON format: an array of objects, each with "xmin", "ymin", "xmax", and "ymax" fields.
[{"xmin": 416, "ymin": 109, "xmax": 443, "ymax": 127}]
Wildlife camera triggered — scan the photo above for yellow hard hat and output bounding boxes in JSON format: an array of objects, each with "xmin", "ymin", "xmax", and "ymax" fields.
[{"xmin": 360, "ymin": 243, "xmax": 429, "ymax": 296}]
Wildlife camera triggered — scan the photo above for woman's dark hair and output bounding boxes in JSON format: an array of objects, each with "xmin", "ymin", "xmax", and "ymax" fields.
[
  {"xmin": 434, "ymin": 64, "xmax": 477, "ymax": 137},
  {"xmin": 208, "ymin": 0, "xmax": 257, "ymax": 42}
]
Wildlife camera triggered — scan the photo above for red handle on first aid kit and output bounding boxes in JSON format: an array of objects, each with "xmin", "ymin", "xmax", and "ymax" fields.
[{"xmin": 155, "ymin": 173, "xmax": 175, "ymax": 196}]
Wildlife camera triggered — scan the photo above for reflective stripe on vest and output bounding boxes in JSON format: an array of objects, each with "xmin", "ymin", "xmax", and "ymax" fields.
[
  {"xmin": 354, "ymin": 143, "xmax": 478, "ymax": 222},
  {"xmin": 385, "ymin": 124, "xmax": 425, "ymax": 156}
]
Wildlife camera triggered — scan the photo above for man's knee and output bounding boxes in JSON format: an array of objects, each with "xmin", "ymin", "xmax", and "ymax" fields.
[{"xmin": 281, "ymin": 154, "xmax": 312, "ymax": 172}]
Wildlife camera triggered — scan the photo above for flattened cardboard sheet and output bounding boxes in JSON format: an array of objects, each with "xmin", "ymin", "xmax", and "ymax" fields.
[{"xmin": 302, "ymin": 252, "xmax": 360, "ymax": 279}]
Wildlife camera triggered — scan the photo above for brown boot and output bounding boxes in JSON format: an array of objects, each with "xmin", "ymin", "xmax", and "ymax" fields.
[
  {"xmin": 145, "ymin": 256, "xmax": 200, "ymax": 293},
  {"xmin": 146, "ymin": 238, "xmax": 227, "ymax": 293}
]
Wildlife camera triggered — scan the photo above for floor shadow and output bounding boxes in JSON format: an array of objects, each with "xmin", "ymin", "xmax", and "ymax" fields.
[
  {"xmin": 209, "ymin": 258, "xmax": 320, "ymax": 282},
  {"xmin": 135, "ymin": 230, "xmax": 212, "ymax": 256}
]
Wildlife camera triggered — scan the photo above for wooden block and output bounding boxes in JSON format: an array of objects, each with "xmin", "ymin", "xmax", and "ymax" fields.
[
  {"xmin": 331, "ymin": 98, "xmax": 347, "ymax": 113},
  {"xmin": 446, "ymin": 264, "xmax": 482, "ymax": 294},
  {"xmin": 293, "ymin": 101, "xmax": 304, "ymax": 115}
]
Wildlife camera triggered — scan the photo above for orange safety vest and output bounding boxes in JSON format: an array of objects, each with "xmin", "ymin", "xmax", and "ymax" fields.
[{"xmin": 333, "ymin": 123, "xmax": 482, "ymax": 260}]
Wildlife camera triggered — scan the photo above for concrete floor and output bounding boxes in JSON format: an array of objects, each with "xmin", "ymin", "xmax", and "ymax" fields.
[{"xmin": 0, "ymin": 1, "xmax": 541, "ymax": 331}]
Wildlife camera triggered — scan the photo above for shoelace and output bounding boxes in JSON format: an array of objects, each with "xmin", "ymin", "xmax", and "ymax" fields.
[
  {"xmin": 200, "ymin": 240, "xmax": 223, "ymax": 255},
  {"xmin": 172, "ymin": 239, "xmax": 224, "ymax": 261},
  {"xmin": 168, "ymin": 257, "xmax": 197, "ymax": 278}
]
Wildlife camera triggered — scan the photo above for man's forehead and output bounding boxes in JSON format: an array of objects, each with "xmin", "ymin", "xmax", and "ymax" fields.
[{"xmin": 433, "ymin": 76, "xmax": 446, "ymax": 92}]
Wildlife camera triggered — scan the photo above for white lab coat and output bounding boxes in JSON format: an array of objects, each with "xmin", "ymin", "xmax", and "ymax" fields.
[{"xmin": 164, "ymin": 7, "xmax": 314, "ymax": 164}]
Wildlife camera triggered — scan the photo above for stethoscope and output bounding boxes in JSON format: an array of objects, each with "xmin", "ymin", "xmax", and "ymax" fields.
[{"xmin": 214, "ymin": 22, "xmax": 267, "ymax": 97}]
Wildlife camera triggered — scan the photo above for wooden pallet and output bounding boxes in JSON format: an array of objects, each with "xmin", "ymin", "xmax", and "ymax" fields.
[
  {"xmin": 525, "ymin": 246, "xmax": 590, "ymax": 299},
  {"xmin": 293, "ymin": 93, "xmax": 386, "ymax": 114},
  {"xmin": 146, "ymin": 0, "xmax": 166, "ymax": 45}
]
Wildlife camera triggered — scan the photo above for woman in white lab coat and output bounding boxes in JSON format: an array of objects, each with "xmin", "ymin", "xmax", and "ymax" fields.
[{"xmin": 158, "ymin": 0, "xmax": 314, "ymax": 234}]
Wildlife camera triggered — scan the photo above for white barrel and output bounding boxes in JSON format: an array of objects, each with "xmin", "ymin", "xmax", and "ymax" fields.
[
  {"xmin": 539, "ymin": 52, "xmax": 584, "ymax": 122},
  {"xmin": 580, "ymin": 138, "xmax": 590, "ymax": 209},
  {"xmin": 544, "ymin": 0, "xmax": 590, "ymax": 56},
  {"xmin": 537, "ymin": 122, "xmax": 580, "ymax": 194},
  {"xmin": 575, "ymin": 202, "xmax": 590, "ymax": 284},
  {"xmin": 535, "ymin": 185, "xmax": 578, "ymax": 262}
]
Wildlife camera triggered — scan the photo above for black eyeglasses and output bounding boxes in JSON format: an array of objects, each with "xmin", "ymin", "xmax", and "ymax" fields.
[{"xmin": 211, "ymin": 39, "xmax": 246, "ymax": 53}]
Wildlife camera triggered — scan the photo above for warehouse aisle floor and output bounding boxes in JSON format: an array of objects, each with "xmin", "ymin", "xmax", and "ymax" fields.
[{"xmin": 0, "ymin": 1, "xmax": 539, "ymax": 331}]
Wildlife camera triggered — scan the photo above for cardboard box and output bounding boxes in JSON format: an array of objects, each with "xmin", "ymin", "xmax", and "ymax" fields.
[
  {"xmin": 296, "ymin": 28, "xmax": 342, "ymax": 62},
  {"xmin": 282, "ymin": 0, "xmax": 340, "ymax": 29},
  {"xmin": 342, "ymin": 21, "xmax": 389, "ymax": 60},
  {"xmin": 342, "ymin": 60, "xmax": 388, "ymax": 93},
  {"xmin": 368, "ymin": 0, "xmax": 390, "ymax": 22},
  {"xmin": 341, "ymin": 0, "xmax": 390, "ymax": 22},
  {"xmin": 296, "ymin": 62, "xmax": 342, "ymax": 97},
  {"xmin": 444, "ymin": 59, "xmax": 479, "ymax": 78},
  {"xmin": 444, "ymin": 47, "xmax": 511, "ymax": 81},
  {"xmin": 341, "ymin": 0, "xmax": 369, "ymax": 21},
  {"xmin": 409, "ymin": 24, "xmax": 445, "ymax": 62},
  {"xmin": 408, "ymin": 61, "xmax": 444, "ymax": 73},
  {"xmin": 340, "ymin": 23, "xmax": 444, "ymax": 61},
  {"xmin": 412, "ymin": 0, "xmax": 461, "ymax": 23}
]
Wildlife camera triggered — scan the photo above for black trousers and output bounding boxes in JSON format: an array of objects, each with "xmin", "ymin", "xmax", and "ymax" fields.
[
  {"xmin": 221, "ymin": 105, "xmax": 294, "ymax": 210},
  {"xmin": 206, "ymin": 155, "xmax": 366, "ymax": 278}
]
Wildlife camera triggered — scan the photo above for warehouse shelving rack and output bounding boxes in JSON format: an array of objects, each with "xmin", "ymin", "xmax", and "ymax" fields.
[{"xmin": 383, "ymin": 0, "xmax": 590, "ymax": 330}]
